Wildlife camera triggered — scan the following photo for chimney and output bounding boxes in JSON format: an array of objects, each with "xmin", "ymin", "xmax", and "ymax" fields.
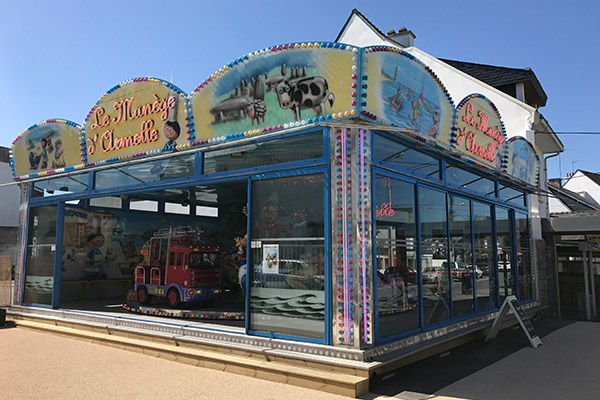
[
  {"xmin": 549, "ymin": 178, "xmax": 562, "ymax": 188},
  {"xmin": 386, "ymin": 27, "xmax": 416, "ymax": 48}
]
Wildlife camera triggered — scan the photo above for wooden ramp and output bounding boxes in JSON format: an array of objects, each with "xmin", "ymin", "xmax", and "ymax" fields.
[{"xmin": 8, "ymin": 311, "xmax": 372, "ymax": 398}]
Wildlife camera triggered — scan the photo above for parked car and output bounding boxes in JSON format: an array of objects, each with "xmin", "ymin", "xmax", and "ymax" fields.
[
  {"xmin": 442, "ymin": 261, "xmax": 469, "ymax": 281},
  {"xmin": 422, "ymin": 266, "xmax": 445, "ymax": 284}
]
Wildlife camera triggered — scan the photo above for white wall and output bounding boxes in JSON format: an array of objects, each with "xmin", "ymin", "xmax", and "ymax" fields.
[{"xmin": 563, "ymin": 172, "xmax": 600, "ymax": 205}]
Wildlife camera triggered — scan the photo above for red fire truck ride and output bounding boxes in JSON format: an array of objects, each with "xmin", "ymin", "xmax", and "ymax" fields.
[{"xmin": 134, "ymin": 225, "xmax": 223, "ymax": 307}]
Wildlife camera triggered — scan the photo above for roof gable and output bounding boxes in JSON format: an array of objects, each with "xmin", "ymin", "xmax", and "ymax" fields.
[{"xmin": 440, "ymin": 59, "xmax": 547, "ymax": 107}]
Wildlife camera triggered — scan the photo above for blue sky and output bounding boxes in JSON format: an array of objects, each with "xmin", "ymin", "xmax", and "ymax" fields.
[{"xmin": 1, "ymin": 0, "xmax": 597, "ymax": 179}]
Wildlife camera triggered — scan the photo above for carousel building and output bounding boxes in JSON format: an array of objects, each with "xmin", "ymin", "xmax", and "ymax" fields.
[{"xmin": 5, "ymin": 10, "xmax": 562, "ymax": 396}]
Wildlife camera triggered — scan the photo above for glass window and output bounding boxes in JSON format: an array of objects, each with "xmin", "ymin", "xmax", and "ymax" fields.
[
  {"xmin": 375, "ymin": 175, "xmax": 419, "ymax": 338},
  {"xmin": 32, "ymin": 173, "xmax": 88, "ymax": 198},
  {"xmin": 23, "ymin": 205, "xmax": 57, "ymax": 305},
  {"xmin": 203, "ymin": 132, "xmax": 323, "ymax": 174},
  {"xmin": 448, "ymin": 195, "xmax": 474, "ymax": 317},
  {"xmin": 472, "ymin": 202, "xmax": 496, "ymax": 310},
  {"xmin": 445, "ymin": 166, "xmax": 495, "ymax": 196},
  {"xmin": 249, "ymin": 174, "xmax": 325, "ymax": 339},
  {"xmin": 496, "ymin": 208, "xmax": 514, "ymax": 303},
  {"xmin": 498, "ymin": 184, "xmax": 526, "ymax": 206},
  {"xmin": 419, "ymin": 187, "xmax": 450, "ymax": 325},
  {"xmin": 94, "ymin": 154, "xmax": 194, "ymax": 190},
  {"xmin": 59, "ymin": 181, "xmax": 248, "ymax": 321},
  {"xmin": 516, "ymin": 212, "xmax": 532, "ymax": 301},
  {"xmin": 374, "ymin": 135, "xmax": 440, "ymax": 179}
]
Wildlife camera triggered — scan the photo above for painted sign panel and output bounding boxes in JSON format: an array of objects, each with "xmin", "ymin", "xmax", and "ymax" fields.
[
  {"xmin": 361, "ymin": 47, "xmax": 454, "ymax": 146},
  {"xmin": 190, "ymin": 43, "xmax": 358, "ymax": 144},
  {"xmin": 84, "ymin": 78, "xmax": 189, "ymax": 163},
  {"xmin": 504, "ymin": 136, "xmax": 540, "ymax": 186},
  {"xmin": 453, "ymin": 94, "xmax": 506, "ymax": 170},
  {"xmin": 11, "ymin": 120, "xmax": 84, "ymax": 178}
]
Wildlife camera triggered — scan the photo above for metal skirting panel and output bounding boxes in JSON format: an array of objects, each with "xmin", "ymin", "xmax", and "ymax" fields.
[{"xmin": 7, "ymin": 302, "xmax": 544, "ymax": 371}]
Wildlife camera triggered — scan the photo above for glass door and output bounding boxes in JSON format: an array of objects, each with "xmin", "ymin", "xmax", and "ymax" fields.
[
  {"xmin": 23, "ymin": 205, "xmax": 58, "ymax": 306},
  {"xmin": 248, "ymin": 173, "xmax": 327, "ymax": 340}
]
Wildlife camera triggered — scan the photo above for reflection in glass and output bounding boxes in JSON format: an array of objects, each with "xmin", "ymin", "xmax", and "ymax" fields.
[
  {"xmin": 60, "ymin": 181, "xmax": 248, "ymax": 324},
  {"xmin": 374, "ymin": 135, "xmax": 440, "ymax": 179},
  {"xmin": 449, "ymin": 195, "xmax": 474, "ymax": 316},
  {"xmin": 203, "ymin": 132, "xmax": 323, "ymax": 174},
  {"xmin": 420, "ymin": 187, "xmax": 450, "ymax": 325},
  {"xmin": 473, "ymin": 202, "xmax": 496, "ymax": 310},
  {"xmin": 249, "ymin": 174, "xmax": 325, "ymax": 339},
  {"xmin": 23, "ymin": 206, "xmax": 57, "ymax": 305},
  {"xmin": 95, "ymin": 154, "xmax": 194, "ymax": 190},
  {"xmin": 516, "ymin": 212, "xmax": 532, "ymax": 300},
  {"xmin": 32, "ymin": 173, "xmax": 88, "ymax": 198},
  {"xmin": 498, "ymin": 184, "xmax": 526, "ymax": 206},
  {"xmin": 375, "ymin": 176, "xmax": 418, "ymax": 338},
  {"xmin": 496, "ymin": 208, "xmax": 514, "ymax": 303},
  {"xmin": 445, "ymin": 166, "xmax": 495, "ymax": 196}
]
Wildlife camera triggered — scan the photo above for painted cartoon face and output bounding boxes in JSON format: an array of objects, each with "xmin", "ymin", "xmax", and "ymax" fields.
[
  {"xmin": 260, "ymin": 202, "xmax": 279, "ymax": 223},
  {"xmin": 246, "ymin": 104, "xmax": 255, "ymax": 119},
  {"xmin": 164, "ymin": 124, "xmax": 178, "ymax": 141},
  {"xmin": 89, "ymin": 235, "xmax": 105, "ymax": 249}
]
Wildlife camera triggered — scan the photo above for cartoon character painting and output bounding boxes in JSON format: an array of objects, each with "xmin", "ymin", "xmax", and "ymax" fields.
[
  {"xmin": 210, "ymin": 75, "xmax": 267, "ymax": 125},
  {"xmin": 267, "ymin": 64, "xmax": 335, "ymax": 121},
  {"xmin": 83, "ymin": 233, "xmax": 107, "ymax": 280},
  {"xmin": 52, "ymin": 139, "xmax": 66, "ymax": 168},
  {"xmin": 160, "ymin": 91, "xmax": 181, "ymax": 150},
  {"xmin": 388, "ymin": 87, "xmax": 403, "ymax": 112},
  {"xmin": 428, "ymin": 111, "xmax": 440, "ymax": 138}
]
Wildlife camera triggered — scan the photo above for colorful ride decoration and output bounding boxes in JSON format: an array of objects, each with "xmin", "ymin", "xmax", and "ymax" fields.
[
  {"xmin": 504, "ymin": 136, "xmax": 540, "ymax": 186},
  {"xmin": 452, "ymin": 94, "xmax": 507, "ymax": 171},
  {"xmin": 11, "ymin": 119, "xmax": 85, "ymax": 179},
  {"xmin": 360, "ymin": 46, "xmax": 455, "ymax": 149},
  {"xmin": 189, "ymin": 42, "xmax": 359, "ymax": 144},
  {"xmin": 84, "ymin": 78, "xmax": 189, "ymax": 164}
]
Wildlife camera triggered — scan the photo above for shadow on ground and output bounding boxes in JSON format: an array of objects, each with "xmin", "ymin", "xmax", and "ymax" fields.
[{"xmin": 368, "ymin": 317, "xmax": 575, "ymax": 398}]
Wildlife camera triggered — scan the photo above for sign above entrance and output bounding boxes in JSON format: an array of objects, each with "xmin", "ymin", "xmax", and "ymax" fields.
[
  {"xmin": 11, "ymin": 120, "xmax": 85, "ymax": 179},
  {"xmin": 190, "ymin": 43, "xmax": 359, "ymax": 145},
  {"xmin": 452, "ymin": 94, "xmax": 506, "ymax": 170},
  {"xmin": 84, "ymin": 78, "xmax": 189, "ymax": 164},
  {"xmin": 360, "ymin": 47, "xmax": 455, "ymax": 147},
  {"xmin": 504, "ymin": 136, "xmax": 540, "ymax": 186}
]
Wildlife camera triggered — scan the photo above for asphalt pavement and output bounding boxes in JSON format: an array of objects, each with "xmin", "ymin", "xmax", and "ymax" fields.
[{"xmin": 370, "ymin": 317, "xmax": 600, "ymax": 400}]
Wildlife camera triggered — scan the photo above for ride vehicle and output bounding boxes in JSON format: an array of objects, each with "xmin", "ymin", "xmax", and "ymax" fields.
[{"xmin": 134, "ymin": 226, "xmax": 223, "ymax": 307}]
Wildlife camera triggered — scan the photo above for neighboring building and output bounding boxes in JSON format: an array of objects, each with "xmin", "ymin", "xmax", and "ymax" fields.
[
  {"xmin": 562, "ymin": 170, "xmax": 600, "ymax": 205},
  {"xmin": 0, "ymin": 146, "xmax": 20, "ymax": 271},
  {"xmin": 547, "ymin": 174, "xmax": 600, "ymax": 319}
]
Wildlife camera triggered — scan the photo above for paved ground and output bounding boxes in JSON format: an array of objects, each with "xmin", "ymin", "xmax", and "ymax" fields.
[
  {"xmin": 0, "ymin": 326, "xmax": 353, "ymax": 400},
  {"xmin": 370, "ymin": 317, "xmax": 599, "ymax": 400},
  {"xmin": 1, "ymin": 317, "xmax": 597, "ymax": 400}
]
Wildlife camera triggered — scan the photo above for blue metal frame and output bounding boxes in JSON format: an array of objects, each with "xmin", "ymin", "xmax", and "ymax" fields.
[
  {"xmin": 371, "ymin": 168, "xmax": 422, "ymax": 344},
  {"xmin": 20, "ymin": 126, "xmax": 331, "ymax": 345},
  {"xmin": 510, "ymin": 209, "xmax": 518, "ymax": 300},
  {"xmin": 470, "ymin": 200, "xmax": 478, "ymax": 313},
  {"xmin": 51, "ymin": 202, "xmax": 65, "ymax": 308},
  {"xmin": 371, "ymin": 161, "xmax": 529, "ymax": 343},
  {"xmin": 245, "ymin": 165, "xmax": 331, "ymax": 345},
  {"xmin": 21, "ymin": 203, "xmax": 60, "ymax": 308},
  {"xmin": 244, "ymin": 177, "xmax": 251, "ymax": 334},
  {"xmin": 492, "ymin": 205, "xmax": 501, "ymax": 308}
]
